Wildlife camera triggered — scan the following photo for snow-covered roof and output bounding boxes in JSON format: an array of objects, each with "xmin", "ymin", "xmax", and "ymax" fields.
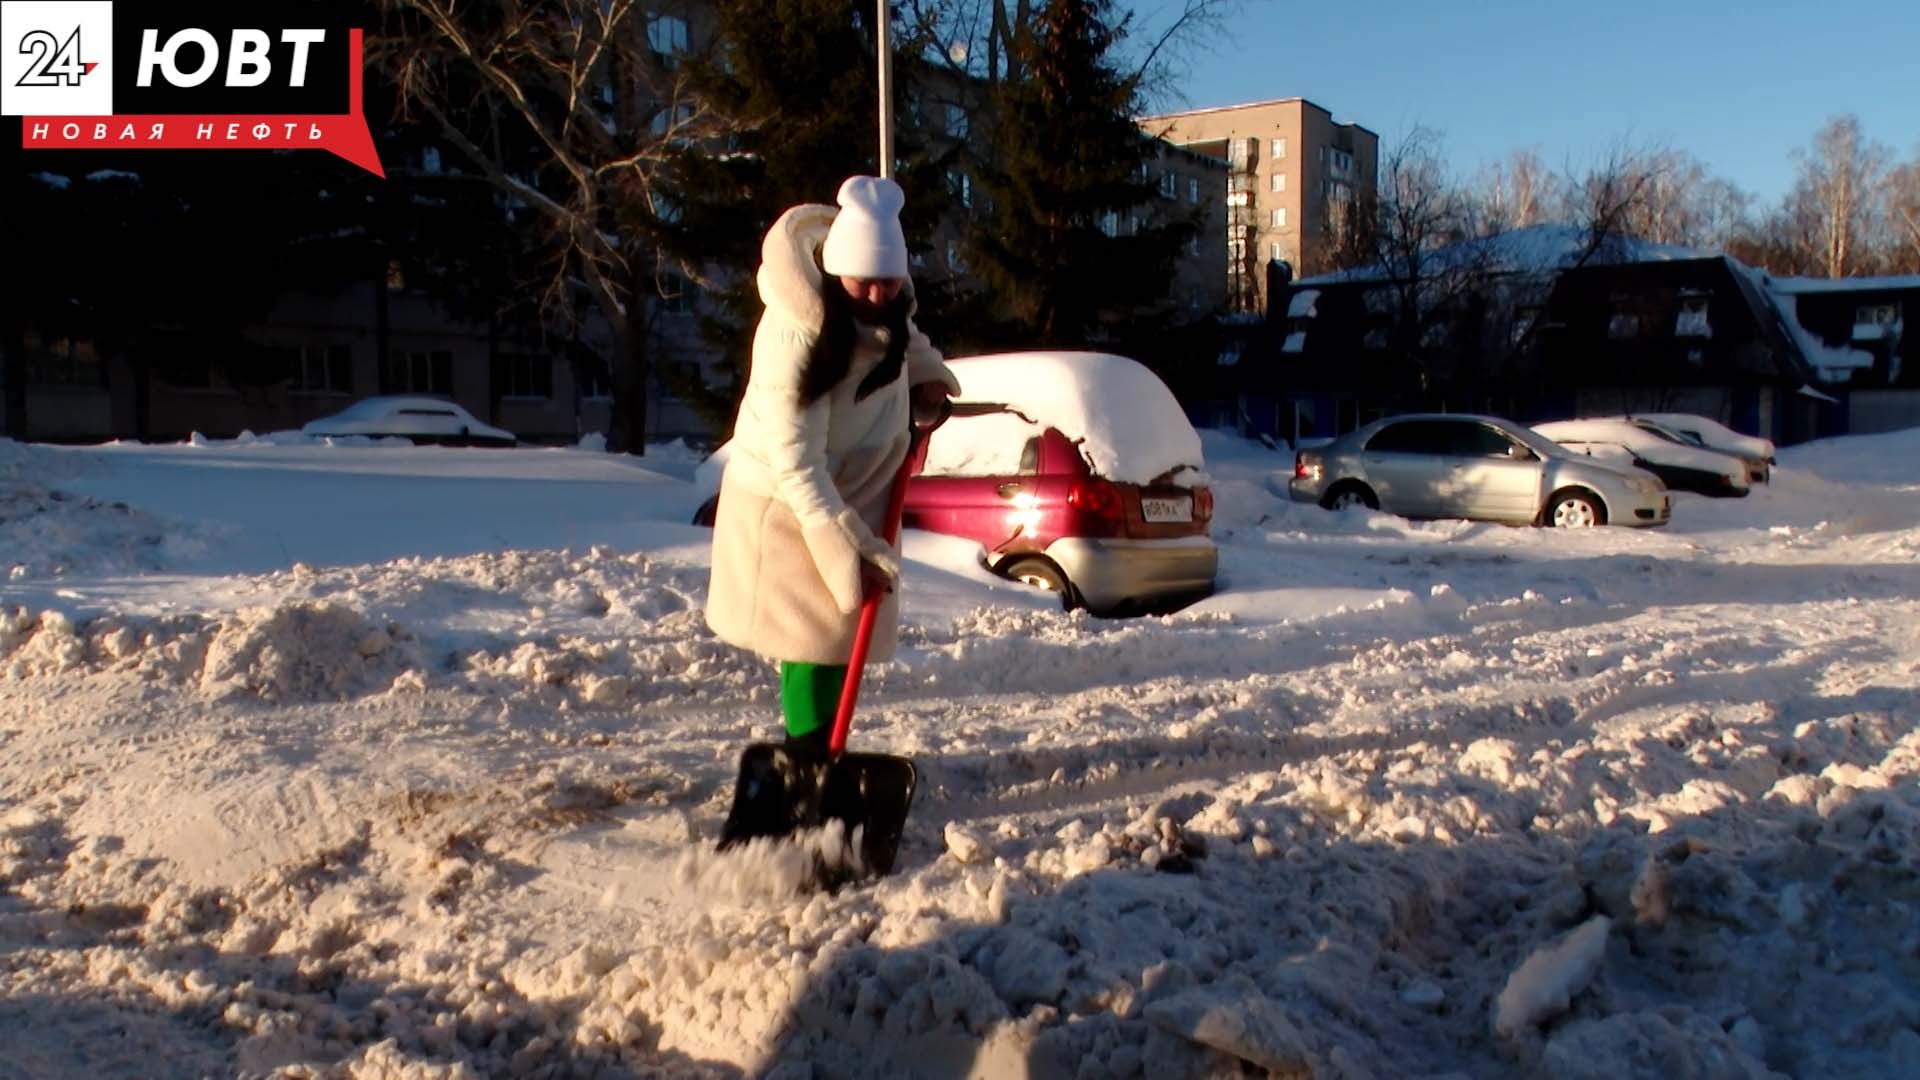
[
  {"xmin": 1296, "ymin": 223, "xmax": 1706, "ymax": 286},
  {"xmin": 1761, "ymin": 274, "xmax": 1920, "ymax": 295},
  {"xmin": 945, "ymin": 351, "xmax": 1206, "ymax": 485}
]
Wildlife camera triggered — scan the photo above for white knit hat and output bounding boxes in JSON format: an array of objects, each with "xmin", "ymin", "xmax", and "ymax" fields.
[{"xmin": 821, "ymin": 175, "xmax": 910, "ymax": 280}]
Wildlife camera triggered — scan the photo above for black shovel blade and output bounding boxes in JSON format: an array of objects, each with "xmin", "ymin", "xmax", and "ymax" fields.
[
  {"xmin": 716, "ymin": 744, "xmax": 917, "ymax": 881},
  {"xmin": 821, "ymin": 752, "xmax": 917, "ymax": 877}
]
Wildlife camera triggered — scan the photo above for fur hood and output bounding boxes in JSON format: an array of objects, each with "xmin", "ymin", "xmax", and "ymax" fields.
[{"xmin": 756, "ymin": 204, "xmax": 839, "ymax": 341}]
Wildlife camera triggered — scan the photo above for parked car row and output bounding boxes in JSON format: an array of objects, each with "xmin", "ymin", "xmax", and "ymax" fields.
[
  {"xmin": 1289, "ymin": 414, "xmax": 1672, "ymax": 528},
  {"xmin": 1532, "ymin": 417, "xmax": 1751, "ymax": 497},
  {"xmin": 686, "ymin": 352, "xmax": 1774, "ymax": 615}
]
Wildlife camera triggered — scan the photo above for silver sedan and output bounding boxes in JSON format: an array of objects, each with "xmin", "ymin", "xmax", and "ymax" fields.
[{"xmin": 1289, "ymin": 413, "xmax": 1670, "ymax": 528}]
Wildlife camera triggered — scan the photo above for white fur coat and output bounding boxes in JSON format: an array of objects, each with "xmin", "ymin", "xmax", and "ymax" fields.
[{"xmin": 704, "ymin": 204, "xmax": 957, "ymax": 664}]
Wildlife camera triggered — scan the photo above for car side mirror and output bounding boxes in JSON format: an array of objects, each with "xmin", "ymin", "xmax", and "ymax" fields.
[{"xmin": 1508, "ymin": 444, "xmax": 1534, "ymax": 460}]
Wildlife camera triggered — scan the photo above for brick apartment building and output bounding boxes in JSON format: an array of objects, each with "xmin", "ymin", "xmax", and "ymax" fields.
[{"xmin": 1140, "ymin": 98, "xmax": 1379, "ymax": 312}]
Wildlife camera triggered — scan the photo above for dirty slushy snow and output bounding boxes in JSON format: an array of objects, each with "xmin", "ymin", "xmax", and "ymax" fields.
[{"xmin": 2, "ymin": 429, "xmax": 1917, "ymax": 1078}]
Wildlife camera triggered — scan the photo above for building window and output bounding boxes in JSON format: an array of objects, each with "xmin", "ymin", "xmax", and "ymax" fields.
[
  {"xmin": 294, "ymin": 345, "xmax": 352, "ymax": 393},
  {"xmin": 946, "ymin": 239, "xmax": 968, "ymax": 273},
  {"xmin": 1098, "ymin": 210, "xmax": 1120, "ymax": 237},
  {"xmin": 24, "ymin": 333, "xmax": 103, "ymax": 387},
  {"xmin": 1270, "ymin": 243, "xmax": 1286, "ymax": 262},
  {"xmin": 1188, "ymin": 177, "xmax": 1200, "ymax": 203},
  {"xmin": 1675, "ymin": 294, "xmax": 1712, "ymax": 338},
  {"xmin": 578, "ymin": 363, "xmax": 612, "ymax": 400},
  {"xmin": 495, "ymin": 353, "xmax": 553, "ymax": 399},
  {"xmin": 1270, "ymin": 172, "xmax": 1286, "ymax": 193},
  {"xmin": 1608, "ymin": 311, "xmax": 1641, "ymax": 340},
  {"xmin": 1227, "ymin": 137, "xmax": 1258, "ymax": 168},
  {"xmin": 948, "ymin": 170, "xmax": 972, "ymax": 209},
  {"xmin": 1271, "ymin": 208, "xmax": 1288, "ymax": 228},
  {"xmin": 1271, "ymin": 137, "xmax": 1287, "ymax": 159},
  {"xmin": 384, "ymin": 350, "xmax": 453, "ymax": 395},
  {"xmin": 1160, "ymin": 171, "xmax": 1176, "ymax": 198},
  {"xmin": 649, "ymin": 101, "xmax": 695, "ymax": 138},
  {"xmin": 1226, "ymin": 190, "xmax": 1250, "ymax": 208},
  {"xmin": 1854, "ymin": 303, "xmax": 1899, "ymax": 340},
  {"xmin": 1511, "ymin": 307, "xmax": 1540, "ymax": 345},
  {"xmin": 944, "ymin": 102, "xmax": 969, "ymax": 140},
  {"xmin": 1188, "ymin": 233, "xmax": 1201, "ymax": 257},
  {"xmin": 646, "ymin": 13, "xmax": 688, "ymax": 59}
]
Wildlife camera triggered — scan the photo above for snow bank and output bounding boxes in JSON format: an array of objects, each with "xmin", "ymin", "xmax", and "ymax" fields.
[{"xmin": 2, "ymin": 429, "xmax": 1917, "ymax": 1078}]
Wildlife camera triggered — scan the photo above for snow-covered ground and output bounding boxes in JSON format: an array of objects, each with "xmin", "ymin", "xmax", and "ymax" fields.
[{"xmin": 2, "ymin": 427, "xmax": 1917, "ymax": 1079}]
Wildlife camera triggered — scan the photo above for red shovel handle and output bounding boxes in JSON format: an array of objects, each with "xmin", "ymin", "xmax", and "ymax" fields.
[{"xmin": 827, "ymin": 443, "xmax": 916, "ymax": 759}]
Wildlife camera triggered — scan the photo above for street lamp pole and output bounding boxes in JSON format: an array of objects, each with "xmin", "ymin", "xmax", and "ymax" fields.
[{"xmin": 877, "ymin": 0, "xmax": 892, "ymax": 180}]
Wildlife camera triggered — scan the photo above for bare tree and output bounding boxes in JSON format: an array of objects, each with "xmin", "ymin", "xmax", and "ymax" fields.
[
  {"xmin": 1696, "ymin": 175, "xmax": 1755, "ymax": 253},
  {"xmin": 1329, "ymin": 128, "xmax": 1488, "ymax": 392},
  {"xmin": 375, "ymin": 0, "xmax": 717, "ymax": 453},
  {"xmin": 1887, "ymin": 148, "xmax": 1920, "ymax": 272},
  {"xmin": 1559, "ymin": 141, "xmax": 1671, "ymax": 266},
  {"xmin": 1468, "ymin": 148, "xmax": 1556, "ymax": 236},
  {"xmin": 1790, "ymin": 114, "xmax": 1891, "ymax": 278},
  {"xmin": 908, "ymin": 0, "xmax": 1239, "ymax": 96}
]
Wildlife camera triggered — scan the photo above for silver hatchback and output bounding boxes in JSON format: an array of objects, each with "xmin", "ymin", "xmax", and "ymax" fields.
[{"xmin": 1290, "ymin": 414, "xmax": 1670, "ymax": 528}]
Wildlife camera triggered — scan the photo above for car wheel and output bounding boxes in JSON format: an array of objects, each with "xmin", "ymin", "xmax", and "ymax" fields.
[
  {"xmin": 1321, "ymin": 482, "xmax": 1379, "ymax": 511},
  {"xmin": 1545, "ymin": 489, "xmax": 1605, "ymax": 528},
  {"xmin": 999, "ymin": 556, "xmax": 1078, "ymax": 610}
]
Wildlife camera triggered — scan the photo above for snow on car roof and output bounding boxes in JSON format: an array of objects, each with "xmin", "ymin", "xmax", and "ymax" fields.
[
  {"xmin": 944, "ymin": 351, "xmax": 1206, "ymax": 485},
  {"xmin": 329, "ymin": 396, "xmax": 463, "ymax": 419}
]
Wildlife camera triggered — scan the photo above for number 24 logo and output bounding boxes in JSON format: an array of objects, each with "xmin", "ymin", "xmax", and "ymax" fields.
[{"xmin": 17, "ymin": 28, "xmax": 91, "ymax": 87}]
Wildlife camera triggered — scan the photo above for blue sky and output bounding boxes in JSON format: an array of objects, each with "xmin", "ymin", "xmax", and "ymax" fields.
[{"xmin": 1130, "ymin": 0, "xmax": 1919, "ymax": 205}]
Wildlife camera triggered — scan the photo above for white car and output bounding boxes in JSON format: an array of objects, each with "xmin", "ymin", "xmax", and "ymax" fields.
[
  {"xmin": 1532, "ymin": 418, "xmax": 1750, "ymax": 497},
  {"xmin": 1616, "ymin": 413, "xmax": 1774, "ymax": 484},
  {"xmin": 302, "ymin": 396, "xmax": 517, "ymax": 447}
]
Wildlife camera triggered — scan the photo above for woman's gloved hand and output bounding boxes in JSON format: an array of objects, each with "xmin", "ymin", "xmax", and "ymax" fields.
[
  {"xmin": 911, "ymin": 380, "xmax": 953, "ymax": 431},
  {"xmin": 860, "ymin": 559, "xmax": 894, "ymax": 601}
]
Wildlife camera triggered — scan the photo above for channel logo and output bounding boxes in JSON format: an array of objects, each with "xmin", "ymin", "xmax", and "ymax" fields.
[{"xmin": 2, "ymin": 1, "xmax": 383, "ymax": 175}]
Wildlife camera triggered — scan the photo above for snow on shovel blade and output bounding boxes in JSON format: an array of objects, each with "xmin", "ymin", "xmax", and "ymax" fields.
[{"xmin": 716, "ymin": 744, "xmax": 917, "ymax": 884}]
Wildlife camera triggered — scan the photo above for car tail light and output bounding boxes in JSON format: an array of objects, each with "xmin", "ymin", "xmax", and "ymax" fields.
[
  {"xmin": 1193, "ymin": 486, "xmax": 1213, "ymax": 520},
  {"xmin": 1067, "ymin": 478, "xmax": 1124, "ymax": 521},
  {"xmin": 1295, "ymin": 452, "xmax": 1322, "ymax": 482}
]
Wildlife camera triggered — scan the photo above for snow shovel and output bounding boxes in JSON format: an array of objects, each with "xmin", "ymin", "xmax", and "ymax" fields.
[{"xmin": 717, "ymin": 425, "xmax": 933, "ymax": 881}]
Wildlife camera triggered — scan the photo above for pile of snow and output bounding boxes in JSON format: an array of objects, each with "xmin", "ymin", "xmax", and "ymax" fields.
[
  {"xmin": 2, "ymin": 429, "xmax": 1918, "ymax": 1077},
  {"xmin": 1, "ymin": 439, "xmax": 221, "ymax": 581}
]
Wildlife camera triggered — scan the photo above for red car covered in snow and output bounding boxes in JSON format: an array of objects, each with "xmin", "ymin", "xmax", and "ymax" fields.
[{"xmin": 695, "ymin": 351, "xmax": 1217, "ymax": 615}]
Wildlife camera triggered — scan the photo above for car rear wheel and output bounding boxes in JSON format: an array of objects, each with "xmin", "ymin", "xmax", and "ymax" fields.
[
  {"xmin": 999, "ymin": 556, "xmax": 1078, "ymax": 610},
  {"xmin": 1545, "ymin": 489, "xmax": 1605, "ymax": 528},
  {"xmin": 1321, "ymin": 482, "xmax": 1379, "ymax": 512}
]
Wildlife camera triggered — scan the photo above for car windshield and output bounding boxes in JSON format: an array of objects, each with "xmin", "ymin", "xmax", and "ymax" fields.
[
  {"xmin": 1500, "ymin": 424, "xmax": 1569, "ymax": 460},
  {"xmin": 1631, "ymin": 421, "xmax": 1699, "ymax": 447}
]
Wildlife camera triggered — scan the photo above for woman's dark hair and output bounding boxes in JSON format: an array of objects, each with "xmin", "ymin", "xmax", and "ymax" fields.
[{"xmin": 798, "ymin": 281, "xmax": 911, "ymax": 406}]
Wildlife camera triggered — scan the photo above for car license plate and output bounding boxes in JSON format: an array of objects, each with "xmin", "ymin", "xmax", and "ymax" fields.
[{"xmin": 1141, "ymin": 495, "xmax": 1192, "ymax": 522}]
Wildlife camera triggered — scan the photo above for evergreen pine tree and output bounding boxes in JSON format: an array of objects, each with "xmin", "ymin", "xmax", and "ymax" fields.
[{"xmin": 965, "ymin": 0, "xmax": 1196, "ymax": 346}]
